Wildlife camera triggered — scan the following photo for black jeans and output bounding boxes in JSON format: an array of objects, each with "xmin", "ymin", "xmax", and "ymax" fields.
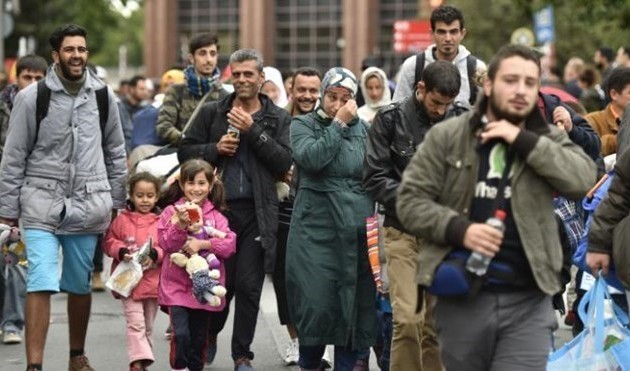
[
  {"xmin": 208, "ymin": 200, "xmax": 265, "ymax": 361},
  {"xmin": 169, "ymin": 306, "xmax": 209, "ymax": 371},
  {"xmin": 92, "ymin": 234, "xmax": 103, "ymax": 273}
]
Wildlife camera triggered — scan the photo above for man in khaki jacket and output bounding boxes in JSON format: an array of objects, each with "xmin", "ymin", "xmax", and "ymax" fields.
[{"xmin": 396, "ymin": 45, "xmax": 596, "ymax": 371}]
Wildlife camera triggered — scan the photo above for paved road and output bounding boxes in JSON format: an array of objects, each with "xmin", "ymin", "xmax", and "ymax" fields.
[{"xmin": 0, "ymin": 259, "xmax": 572, "ymax": 370}]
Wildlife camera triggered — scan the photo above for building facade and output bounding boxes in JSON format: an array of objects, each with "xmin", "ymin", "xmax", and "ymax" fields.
[{"xmin": 144, "ymin": 0, "xmax": 426, "ymax": 79}]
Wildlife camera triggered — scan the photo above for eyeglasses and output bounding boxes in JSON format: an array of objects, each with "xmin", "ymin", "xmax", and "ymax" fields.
[{"xmin": 61, "ymin": 46, "xmax": 88, "ymax": 54}]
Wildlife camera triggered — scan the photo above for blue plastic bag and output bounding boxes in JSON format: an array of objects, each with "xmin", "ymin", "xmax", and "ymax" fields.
[
  {"xmin": 547, "ymin": 275, "xmax": 630, "ymax": 370},
  {"xmin": 572, "ymin": 173, "xmax": 625, "ymax": 291}
]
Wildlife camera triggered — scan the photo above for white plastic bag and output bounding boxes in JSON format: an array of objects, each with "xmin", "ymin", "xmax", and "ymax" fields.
[{"xmin": 105, "ymin": 259, "xmax": 143, "ymax": 297}]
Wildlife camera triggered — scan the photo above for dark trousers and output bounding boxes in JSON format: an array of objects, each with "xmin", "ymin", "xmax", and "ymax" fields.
[
  {"xmin": 169, "ymin": 306, "xmax": 209, "ymax": 371},
  {"xmin": 208, "ymin": 201, "xmax": 265, "ymax": 361},
  {"xmin": 271, "ymin": 221, "xmax": 291, "ymax": 325},
  {"xmin": 299, "ymin": 345, "xmax": 364, "ymax": 370}
]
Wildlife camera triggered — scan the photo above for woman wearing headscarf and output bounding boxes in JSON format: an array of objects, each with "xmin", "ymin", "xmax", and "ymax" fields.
[
  {"xmin": 286, "ymin": 67, "xmax": 376, "ymax": 371},
  {"xmin": 357, "ymin": 66, "xmax": 392, "ymax": 124},
  {"xmin": 262, "ymin": 66, "xmax": 289, "ymax": 108}
]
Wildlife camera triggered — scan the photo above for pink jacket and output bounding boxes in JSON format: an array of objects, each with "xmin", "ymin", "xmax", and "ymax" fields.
[
  {"xmin": 102, "ymin": 209, "xmax": 164, "ymax": 300},
  {"xmin": 158, "ymin": 198, "xmax": 236, "ymax": 311}
]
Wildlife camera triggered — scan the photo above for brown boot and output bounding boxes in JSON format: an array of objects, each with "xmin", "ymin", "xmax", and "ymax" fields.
[{"xmin": 91, "ymin": 272, "xmax": 105, "ymax": 292}]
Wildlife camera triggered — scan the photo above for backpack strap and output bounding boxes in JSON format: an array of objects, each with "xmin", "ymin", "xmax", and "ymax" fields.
[
  {"xmin": 35, "ymin": 79, "xmax": 51, "ymax": 146},
  {"xmin": 413, "ymin": 52, "xmax": 426, "ymax": 91},
  {"xmin": 467, "ymin": 55, "xmax": 478, "ymax": 105},
  {"xmin": 95, "ymin": 86, "xmax": 109, "ymax": 135},
  {"xmin": 35, "ymin": 81, "xmax": 110, "ymax": 148}
]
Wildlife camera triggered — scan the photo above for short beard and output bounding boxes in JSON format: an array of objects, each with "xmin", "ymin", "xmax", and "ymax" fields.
[
  {"xmin": 59, "ymin": 60, "xmax": 85, "ymax": 81},
  {"xmin": 489, "ymin": 93, "xmax": 528, "ymax": 125}
]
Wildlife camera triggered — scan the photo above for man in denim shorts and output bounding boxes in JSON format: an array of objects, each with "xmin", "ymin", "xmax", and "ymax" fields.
[{"xmin": 0, "ymin": 24, "xmax": 127, "ymax": 371}]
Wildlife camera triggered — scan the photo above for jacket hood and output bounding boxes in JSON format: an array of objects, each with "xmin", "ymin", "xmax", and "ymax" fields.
[
  {"xmin": 46, "ymin": 64, "xmax": 107, "ymax": 92},
  {"xmin": 424, "ymin": 44, "xmax": 472, "ymax": 65},
  {"xmin": 359, "ymin": 67, "xmax": 392, "ymax": 110}
]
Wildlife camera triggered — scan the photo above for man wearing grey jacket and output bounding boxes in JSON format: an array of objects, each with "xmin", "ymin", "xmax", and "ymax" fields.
[{"xmin": 0, "ymin": 24, "xmax": 127, "ymax": 371}]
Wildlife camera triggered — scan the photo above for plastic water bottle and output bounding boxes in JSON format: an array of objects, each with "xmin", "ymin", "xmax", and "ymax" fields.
[{"xmin": 466, "ymin": 209, "xmax": 507, "ymax": 276}]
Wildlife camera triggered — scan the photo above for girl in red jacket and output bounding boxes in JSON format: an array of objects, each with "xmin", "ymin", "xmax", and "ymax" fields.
[{"xmin": 103, "ymin": 172, "xmax": 164, "ymax": 371}]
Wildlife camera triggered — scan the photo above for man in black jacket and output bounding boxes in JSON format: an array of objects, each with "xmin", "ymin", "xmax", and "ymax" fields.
[
  {"xmin": 363, "ymin": 60, "xmax": 462, "ymax": 371},
  {"xmin": 179, "ymin": 48, "xmax": 292, "ymax": 371}
]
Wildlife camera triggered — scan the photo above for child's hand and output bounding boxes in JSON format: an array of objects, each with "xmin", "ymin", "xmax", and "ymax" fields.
[
  {"xmin": 123, "ymin": 253, "xmax": 134, "ymax": 262},
  {"xmin": 174, "ymin": 206, "xmax": 191, "ymax": 229},
  {"xmin": 183, "ymin": 237, "xmax": 209, "ymax": 255},
  {"xmin": 139, "ymin": 255, "xmax": 154, "ymax": 269}
]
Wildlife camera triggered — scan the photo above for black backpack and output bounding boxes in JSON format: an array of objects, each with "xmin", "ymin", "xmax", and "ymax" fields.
[
  {"xmin": 414, "ymin": 52, "xmax": 478, "ymax": 106},
  {"xmin": 34, "ymin": 79, "xmax": 109, "ymax": 146}
]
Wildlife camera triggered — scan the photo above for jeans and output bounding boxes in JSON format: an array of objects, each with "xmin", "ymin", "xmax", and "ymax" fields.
[
  {"xmin": 299, "ymin": 344, "xmax": 367, "ymax": 371},
  {"xmin": 0, "ymin": 257, "xmax": 26, "ymax": 333}
]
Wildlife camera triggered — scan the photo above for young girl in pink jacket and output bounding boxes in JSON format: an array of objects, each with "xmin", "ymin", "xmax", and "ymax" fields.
[
  {"xmin": 158, "ymin": 159, "xmax": 236, "ymax": 371},
  {"xmin": 102, "ymin": 172, "xmax": 164, "ymax": 371}
]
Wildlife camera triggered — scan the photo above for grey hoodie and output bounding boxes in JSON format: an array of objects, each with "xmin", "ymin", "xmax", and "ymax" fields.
[{"xmin": 393, "ymin": 44, "xmax": 486, "ymax": 107}]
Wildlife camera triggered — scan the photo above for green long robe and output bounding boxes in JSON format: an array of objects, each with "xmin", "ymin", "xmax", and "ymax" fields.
[{"xmin": 286, "ymin": 113, "xmax": 376, "ymax": 349}]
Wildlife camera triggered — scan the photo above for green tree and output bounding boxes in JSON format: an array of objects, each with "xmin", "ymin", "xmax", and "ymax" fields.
[
  {"xmin": 449, "ymin": 0, "xmax": 630, "ymax": 68},
  {"xmin": 5, "ymin": 0, "xmax": 143, "ymax": 67}
]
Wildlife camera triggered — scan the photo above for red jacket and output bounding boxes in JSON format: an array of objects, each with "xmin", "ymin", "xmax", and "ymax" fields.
[
  {"xmin": 158, "ymin": 198, "xmax": 236, "ymax": 311},
  {"xmin": 103, "ymin": 209, "xmax": 164, "ymax": 300}
]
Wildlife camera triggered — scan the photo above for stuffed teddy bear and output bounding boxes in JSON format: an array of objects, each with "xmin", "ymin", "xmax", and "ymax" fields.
[
  {"xmin": 170, "ymin": 252, "xmax": 226, "ymax": 306},
  {"xmin": 0, "ymin": 223, "xmax": 25, "ymax": 265}
]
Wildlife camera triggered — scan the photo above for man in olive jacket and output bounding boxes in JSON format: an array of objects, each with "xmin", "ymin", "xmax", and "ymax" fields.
[{"xmin": 396, "ymin": 45, "xmax": 596, "ymax": 370}]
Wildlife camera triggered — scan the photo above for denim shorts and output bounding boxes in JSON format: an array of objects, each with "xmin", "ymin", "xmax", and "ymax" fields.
[{"xmin": 23, "ymin": 229, "xmax": 98, "ymax": 294}]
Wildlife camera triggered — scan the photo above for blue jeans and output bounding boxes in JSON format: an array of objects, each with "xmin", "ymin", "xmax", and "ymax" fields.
[
  {"xmin": 299, "ymin": 344, "xmax": 367, "ymax": 370},
  {"xmin": 0, "ymin": 256, "xmax": 26, "ymax": 333},
  {"xmin": 377, "ymin": 310, "xmax": 392, "ymax": 371}
]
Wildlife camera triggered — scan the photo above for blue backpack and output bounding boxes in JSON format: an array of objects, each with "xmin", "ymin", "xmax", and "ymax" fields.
[{"xmin": 130, "ymin": 104, "xmax": 167, "ymax": 150}]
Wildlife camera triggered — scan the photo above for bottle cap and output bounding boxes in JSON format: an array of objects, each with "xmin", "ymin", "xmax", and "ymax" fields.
[{"xmin": 494, "ymin": 209, "xmax": 507, "ymax": 221}]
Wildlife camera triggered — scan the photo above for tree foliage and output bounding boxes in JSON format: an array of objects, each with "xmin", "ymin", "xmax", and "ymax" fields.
[
  {"xmin": 449, "ymin": 0, "xmax": 630, "ymax": 68},
  {"xmin": 6, "ymin": 0, "xmax": 143, "ymax": 67}
]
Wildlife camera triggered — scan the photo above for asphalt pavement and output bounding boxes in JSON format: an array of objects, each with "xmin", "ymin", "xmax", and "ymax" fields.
[{"xmin": 0, "ymin": 257, "xmax": 572, "ymax": 371}]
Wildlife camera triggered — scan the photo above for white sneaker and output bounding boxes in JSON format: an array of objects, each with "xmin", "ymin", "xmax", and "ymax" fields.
[
  {"xmin": 283, "ymin": 339, "xmax": 299, "ymax": 366},
  {"xmin": 321, "ymin": 346, "xmax": 332, "ymax": 369},
  {"xmin": 3, "ymin": 331, "xmax": 22, "ymax": 344}
]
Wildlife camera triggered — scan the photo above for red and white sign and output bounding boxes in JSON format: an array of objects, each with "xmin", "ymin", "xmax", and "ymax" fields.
[{"xmin": 393, "ymin": 20, "xmax": 432, "ymax": 53}]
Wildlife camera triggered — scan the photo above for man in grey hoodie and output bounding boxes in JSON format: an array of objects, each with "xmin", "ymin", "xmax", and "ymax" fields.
[
  {"xmin": 393, "ymin": 5, "xmax": 486, "ymax": 108},
  {"xmin": 0, "ymin": 24, "xmax": 127, "ymax": 371}
]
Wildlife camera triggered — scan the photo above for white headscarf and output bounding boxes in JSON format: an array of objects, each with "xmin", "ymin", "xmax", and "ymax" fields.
[{"xmin": 262, "ymin": 66, "xmax": 289, "ymax": 107}]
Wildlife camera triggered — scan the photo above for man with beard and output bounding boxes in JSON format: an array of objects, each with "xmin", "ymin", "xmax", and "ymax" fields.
[
  {"xmin": 179, "ymin": 49, "xmax": 292, "ymax": 371},
  {"xmin": 396, "ymin": 45, "xmax": 596, "ymax": 370},
  {"xmin": 393, "ymin": 4, "xmax": 485, "ymax": 107},
  {"xmin": 274, "ymin": 66, "xmax": 322, "ymax": 366},
  {"xmin": 363, "ymin": 60, "xmax": 462, "ymax": 371},
  {"xmin": 0, "ymin": 24, "xmax": 127, "ymax": 371},
  {"xmin": 156, "ymin": 33, "xmax": 230, "ymax": 149}
]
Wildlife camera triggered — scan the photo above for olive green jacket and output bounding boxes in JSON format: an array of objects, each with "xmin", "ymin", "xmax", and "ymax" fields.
[
  {"xmin": 589, "ymin": 148, "xmax": 630, "ymax": 288},
  {"xmin": 396, "ymin": 96, "xmax": 597, "ymax": 295}
]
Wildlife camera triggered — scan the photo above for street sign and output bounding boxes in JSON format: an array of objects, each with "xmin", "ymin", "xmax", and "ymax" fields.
[
  {"xmin": 534, "ymin": 5, "xmax": 555, "ymax": 44},
  {"xmin": 393, "ymin": 20, "xmax": 432, "ymax": 53}
]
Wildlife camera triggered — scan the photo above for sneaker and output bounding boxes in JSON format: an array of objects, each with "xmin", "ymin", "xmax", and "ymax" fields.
[
  {"xmin": 321, "ymin": 347, "xmax": 332, "ymax": 369},
  {"xmin": 283, "ymin": 339, "xmax": 299, "ymax": 365},
  {"xmin": 206, "ymin": 334, "xmax": 217, "ymax": 364},
  {"xmin": 68, "ymin": 355, "xmax": 95, "ymax": 371},
  {"xmin": 91, "ymin": 272, "xmax": 105, "ymax": 292},
  {"xmin": 3, "ymin": 331, "xmax": 22, "ymax": 344},
  {"xmin": 234, "ymin": 357, "xmax": 255, "ymax": 371},
  {"xmin": 164, "ymin": 325, "xmax": 172, "ymax": 340}
]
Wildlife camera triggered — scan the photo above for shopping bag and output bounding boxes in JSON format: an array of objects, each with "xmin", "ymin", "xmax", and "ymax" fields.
[
  {"xmin": 547, "ymin": 275, "xmax": 630, "ymax": 370},
  {"xmin": 105, "ymin": 238, "xmax": 152, "ymax": 297},
  {"xmin": 366, "ymin": 213, "xmax": 384, "ymax": 293}
]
